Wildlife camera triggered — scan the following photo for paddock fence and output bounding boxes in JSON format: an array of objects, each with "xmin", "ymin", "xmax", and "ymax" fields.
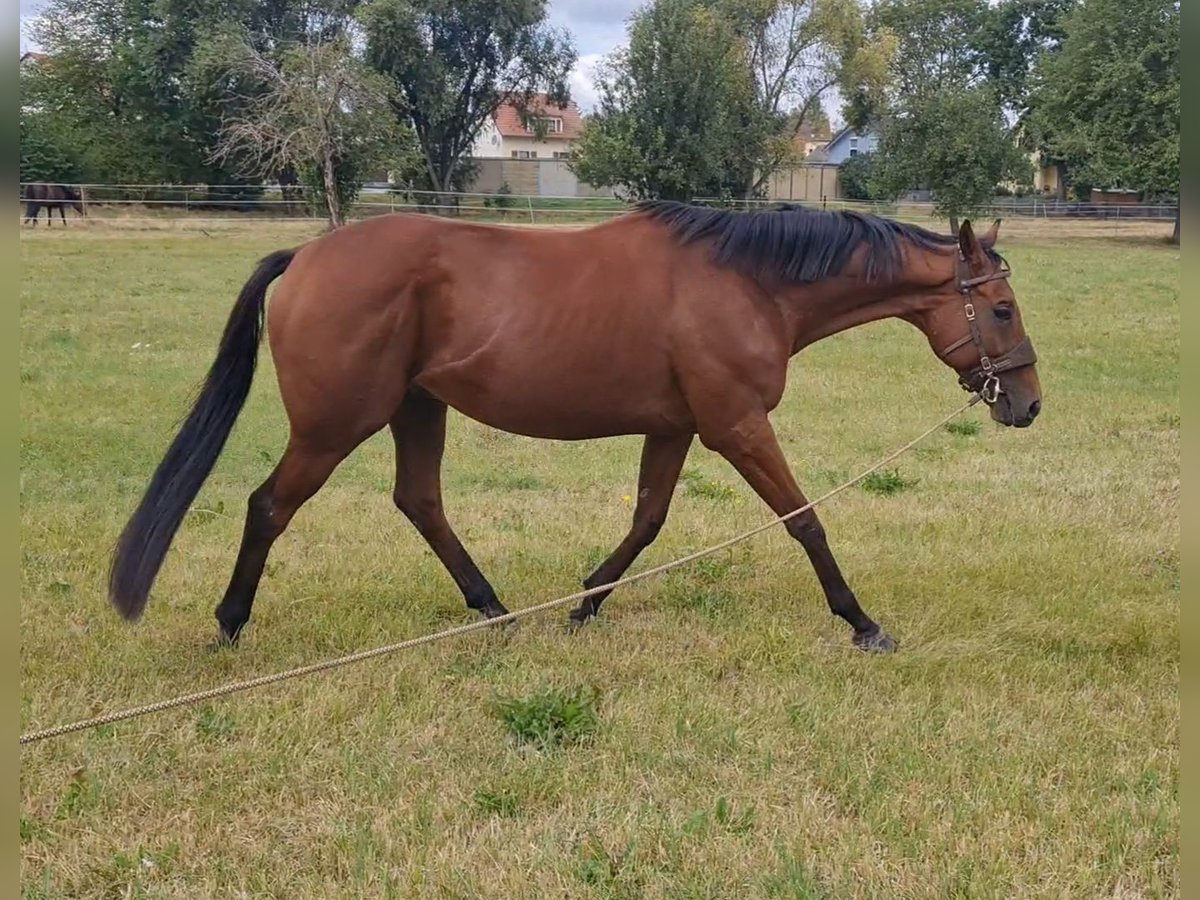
[{"xmin": 18, "ymin": 182, "xmax": 1179, "ymax": 240}]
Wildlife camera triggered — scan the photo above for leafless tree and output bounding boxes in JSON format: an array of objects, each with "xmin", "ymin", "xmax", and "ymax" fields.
[
  {"xmin": 207, "ymin": 32, "xmax": 403, "ymax": 229},
  {"xmin": 742, "ymin": 0, "xmax": 892, "ymax": 196}
]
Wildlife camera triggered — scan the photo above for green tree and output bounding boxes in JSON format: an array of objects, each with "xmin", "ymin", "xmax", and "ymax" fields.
[
  {"xmin": 735, "ymin": 0, "xmax": 886, "ymax": 196},
  {"xmin": 573, "ymin": 0, "xmax": 885, "ymax": 200},
  {"xmin": 571, "ymin": 0, "xmax": 766, "ymax": 201},
  {"xmin": 976, "ymin": 0, "xmax": 1076, "ymax": 198},
  {"xmin": 837, "ymin": 150, "xmax": 877, "ymax": 200},
  {"xmin": 19, "ymin": 114, "xmax": 80, "ymax": 183},
  {"xmin": 871, "ymin": 85, "xmax": 1031, "ymax": 231},
  {"xmin": 21, "ymin": 0, "xmax": 362, "ymax": 188},
  {"xmin": 977, "ymin": 0, "xmax": 1074, "ymax": 112},
  {"xmin": 1028, "ymin": 0, "xmax": 1179, "ymax": 240},
  {"xmin": 859, "ymin": 0, "xmax": 1030, "ymax": 230},
  {"xmin": 363, "ymin": 0, "xmax": 575, "ymax": 204}
]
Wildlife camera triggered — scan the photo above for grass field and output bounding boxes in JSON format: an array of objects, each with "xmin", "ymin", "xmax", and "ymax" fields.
[{"xmin": 20, "ymin": 216, "xmax": 1178, "ymax": 898}]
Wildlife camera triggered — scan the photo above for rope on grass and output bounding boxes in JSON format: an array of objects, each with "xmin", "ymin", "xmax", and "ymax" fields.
[{"xmin": 20, "ymin": 396, "xmax": 981, "ymax": 746}]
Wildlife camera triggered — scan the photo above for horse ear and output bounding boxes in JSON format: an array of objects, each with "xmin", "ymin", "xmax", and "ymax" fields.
[
  {"xmin": 957, "ymin": 219, "xmax": 977, "ymax": 258},
  {"xmin": 980, "ymin": 218, "xmax": 1001, "ymax": 249}
]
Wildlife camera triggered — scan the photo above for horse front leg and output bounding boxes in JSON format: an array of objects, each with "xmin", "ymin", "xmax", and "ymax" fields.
[
  {"xmin": 701, "ymin": 413, "xmax": 896, "ymax": 652},
  {"xmin": 571, "ymin": 432, "xmax": 693, "ymax": 626}
]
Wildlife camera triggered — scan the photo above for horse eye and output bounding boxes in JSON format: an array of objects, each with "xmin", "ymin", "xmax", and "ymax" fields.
[{"xmin": 994, "ymin": 305, "xmax": 1014, "ymax": 321}]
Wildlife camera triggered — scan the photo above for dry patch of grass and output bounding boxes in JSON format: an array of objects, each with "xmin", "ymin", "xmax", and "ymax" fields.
[{"xmin": 19, "ymin": 221, "xmax": 1178, "ymax": 897}]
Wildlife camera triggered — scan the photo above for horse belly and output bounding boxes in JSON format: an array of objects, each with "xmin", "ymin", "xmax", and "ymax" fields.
[{"xmin": 414, "ymin": 347, "xmax": 692, "ymax": 440}]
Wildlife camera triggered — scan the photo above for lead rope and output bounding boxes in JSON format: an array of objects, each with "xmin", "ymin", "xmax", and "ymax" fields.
[{"xmin": 21, "ymin": 396, "xmax": 982, "ymax": 746}]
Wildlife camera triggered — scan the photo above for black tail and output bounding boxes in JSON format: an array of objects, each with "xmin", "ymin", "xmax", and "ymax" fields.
[{"xmin": 108, "ymin": 248, "xmax": 296, "ymax": 621}]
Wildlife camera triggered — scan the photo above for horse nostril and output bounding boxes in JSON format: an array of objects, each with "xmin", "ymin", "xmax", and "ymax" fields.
[{"xmin": 1028, "ymin": 400, "xmax": 1041, "ymax": 418}]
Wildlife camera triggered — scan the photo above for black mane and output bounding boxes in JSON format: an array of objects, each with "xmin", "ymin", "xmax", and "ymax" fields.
[{"xmin": 634, "ymin": 199, "xmax": 1000, "ymax": 284}]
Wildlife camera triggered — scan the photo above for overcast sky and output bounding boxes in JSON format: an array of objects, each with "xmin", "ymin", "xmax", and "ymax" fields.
[{"xmin": 19, "ymin": 0, "xmax": 641, "ymax": 112}]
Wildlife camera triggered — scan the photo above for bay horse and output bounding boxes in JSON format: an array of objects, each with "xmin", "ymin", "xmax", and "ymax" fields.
[
  {"xmin": 108, "ymin": 201, "xmax": 1041, "ymax": 652},
  {"xmin": 23, "ymin": 182, "xmax": 85, "ymax": 226}
]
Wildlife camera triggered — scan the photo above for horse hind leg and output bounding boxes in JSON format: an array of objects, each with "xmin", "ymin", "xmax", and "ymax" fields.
[
  {"xmin": 389, "ymin": 392, "xmax": 509, "ymax": 620},
  {"xmin": 213, "ymin": 436, "xmax": 361, "ymax": 644}
]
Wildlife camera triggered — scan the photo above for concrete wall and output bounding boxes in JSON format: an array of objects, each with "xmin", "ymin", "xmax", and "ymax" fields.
[
  {"xmin": 461, "ymin": 158, "xmax": 614, "ymax": 198},
  {"xmin": 761, "ymin": 164, "xmax": 843, "ymax": 202}
]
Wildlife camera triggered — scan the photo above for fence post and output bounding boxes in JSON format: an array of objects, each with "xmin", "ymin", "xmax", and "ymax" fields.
[{"xmin": 527, "ymin": 195, "xmax": 535, "ymax": 225}]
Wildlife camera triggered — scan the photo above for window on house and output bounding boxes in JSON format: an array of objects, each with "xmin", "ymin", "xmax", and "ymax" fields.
[
  {"xmin": 511, "ymin": 150, "xmax": 538, "ymax": 159},
  {"xmin": 849, "ymin": 136, "xmax": 859, "ymax": 157},
  {"xmin": 552, "ymin": 151, "xmax": 571, "ymax": 160},
  {"xmin": 526, "ymin": 116, "xmax": 563, "ymax": 134}
]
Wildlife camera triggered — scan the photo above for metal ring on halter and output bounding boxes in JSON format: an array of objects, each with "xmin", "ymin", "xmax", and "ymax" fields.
[{"xmin": 979, "ymin": 375, "xmax": 1002, "ymax": 405}]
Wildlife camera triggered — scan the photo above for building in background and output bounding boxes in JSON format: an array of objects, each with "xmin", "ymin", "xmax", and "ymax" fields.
[
  {"xmin": 811, "ymin": 126, "xmax": 880, "ymax": 164},
  {"xmin": 471, "ymin": 94, "xmax": 585, "ymax": 160}
]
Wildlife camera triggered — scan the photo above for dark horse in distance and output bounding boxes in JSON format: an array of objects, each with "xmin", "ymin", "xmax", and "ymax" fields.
[
  {"xmin": 108, "ymin": 201, "xmax": 1041, "ymax": 652},
  {"xmin": 23, "ymin": 182, "xmax": 85, "ymax": 226}
]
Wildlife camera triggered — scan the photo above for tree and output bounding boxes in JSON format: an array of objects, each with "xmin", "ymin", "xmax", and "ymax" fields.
[
  {"xmin": 871, "ymin": 85, "xmax": 1030, "ymax": 231},
  {"xmin": 25, "ymin": 0, "xmax": 245, "ymax": 185},
  {"xmin": 573, "ymin": 0, "xmax": 885, "ymax": 200},
  {"xmin": 363, "ymin": 0, "xmax": 575, "ymax": 203},
  {"xmin": 570, "ymin": 0, "xmax": 766, "ymax": 201},
  {"xmin": 205, "ymin": 32, "xmax": 412, "ymax": 228},
  {"xmin": 733, "ymin": 0, "xmax": 886, "ymax": 196},
  {"xmin": 837, "ymin": 150, "xmax": 877, "ymax": 200},
  {"xmin": 977, "ymin": 0, "xmax": 1074, "ymax": 113},
  {"xmin": 857, "ymin": 0, "xmax": 1031, "ymax": 230},
  {"xmin": 19, "ymin": 114, "xmax": 81, "ymax": 183},
  {"xmin": 977, "ymin": 0, "xmax": 1076, "ymax": 198},
  {"xmin": 871, "ymin": 0, "xmax": 988, "ymax": 97},
  {"xmin": 1028, "ymin": 0, "xmax": 1179, "ymax": 241},
  {"xmin": 21, "ymin": 0, "xmax": 364, "ymax": 188}
]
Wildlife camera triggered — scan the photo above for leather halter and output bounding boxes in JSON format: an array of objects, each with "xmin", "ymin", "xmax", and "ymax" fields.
[{"xmin": 938, "ymin": 253, "xmax": 1038, "ymax": 405}]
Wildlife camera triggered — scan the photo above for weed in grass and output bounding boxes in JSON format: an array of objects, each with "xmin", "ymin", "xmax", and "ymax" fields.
[
  {"xmin": 759, "ymin": 849, "xmax": 825, "ymax": 899},
  {"xmin": 195, "ymin": 706, "xmax": 236, "ymax": 741},
  {"xmin": 680, "ymin": 468, "xmax": 737, "ymax": 501},
  {"xmin": 860, "ymin": 468, "xmax": 918, "ymax": 495},
  {"xmin": 663, "ymin": 554, "xmax": 738, "ymax": 617},
  {"xmin": 58, "ymin": 771, "xmax": 101, "ymax": 819},
  {"xmin": 682, "ymin": 797, "xmax": 757, "ymax": 836},
  {"xmin": 20, "ymin": 817, "xmax": 48, "ymax": 844},
  {"xmin": 945, "ymin": 419, "xmax": 982, "ymax": 436},
  {"xmin": 474, "ymin": 787, "xmax": 522, "ymax": 818},
  {"xmin": 493, "ymin": 685, "xmax": 600, "ymax": 748}
]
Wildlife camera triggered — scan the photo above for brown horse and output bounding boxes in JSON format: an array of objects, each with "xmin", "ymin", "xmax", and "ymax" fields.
[
  {"xmin": 23, "ymin": 182, "xmax": 85, "ymax": 226},
  {"xmin": 108, "ymin": 201, "xmax": 1040, "ymax": 652}
]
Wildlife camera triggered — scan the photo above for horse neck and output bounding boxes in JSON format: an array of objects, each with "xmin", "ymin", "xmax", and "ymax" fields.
[{"xmin": 777, "ymin": 248, "xmax": 956, "ymax": 355}]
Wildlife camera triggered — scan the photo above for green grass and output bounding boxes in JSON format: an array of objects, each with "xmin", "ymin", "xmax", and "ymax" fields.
[
  {"xmin": 859, "ymin": 468, "xmax": 919, "ymax": 496},
  {"xmin": 19, "ymin": 222, "xmax": 1178, "ymax": 897},
  {"xmin": 493, "ymin": 685, "xmax": 602, "ymax": 749},
  {"xmin": 944, "ymin": 418, "xmax": 982, "ymax": 436}
]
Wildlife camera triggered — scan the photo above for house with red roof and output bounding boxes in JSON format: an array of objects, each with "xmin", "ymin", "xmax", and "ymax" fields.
[{"xmin": 471, "ymin": 93, "xmax": 585, "ymax": 161}]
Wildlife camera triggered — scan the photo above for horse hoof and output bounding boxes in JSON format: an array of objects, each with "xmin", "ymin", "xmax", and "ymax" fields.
[
  {"xmin": 479, "ymin": 602, "xmax": 517, "ymax": 629},
  {"xmin": 207, "ymin": 630, "xmax": 239, "ymax": 653},
  {"xmin": 852, "ymin": 627, "xmax": 898, "ymax": 653},
  {"xmin": 566, "ymin": 607, "xmax": 592, "ymax": 632}
]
